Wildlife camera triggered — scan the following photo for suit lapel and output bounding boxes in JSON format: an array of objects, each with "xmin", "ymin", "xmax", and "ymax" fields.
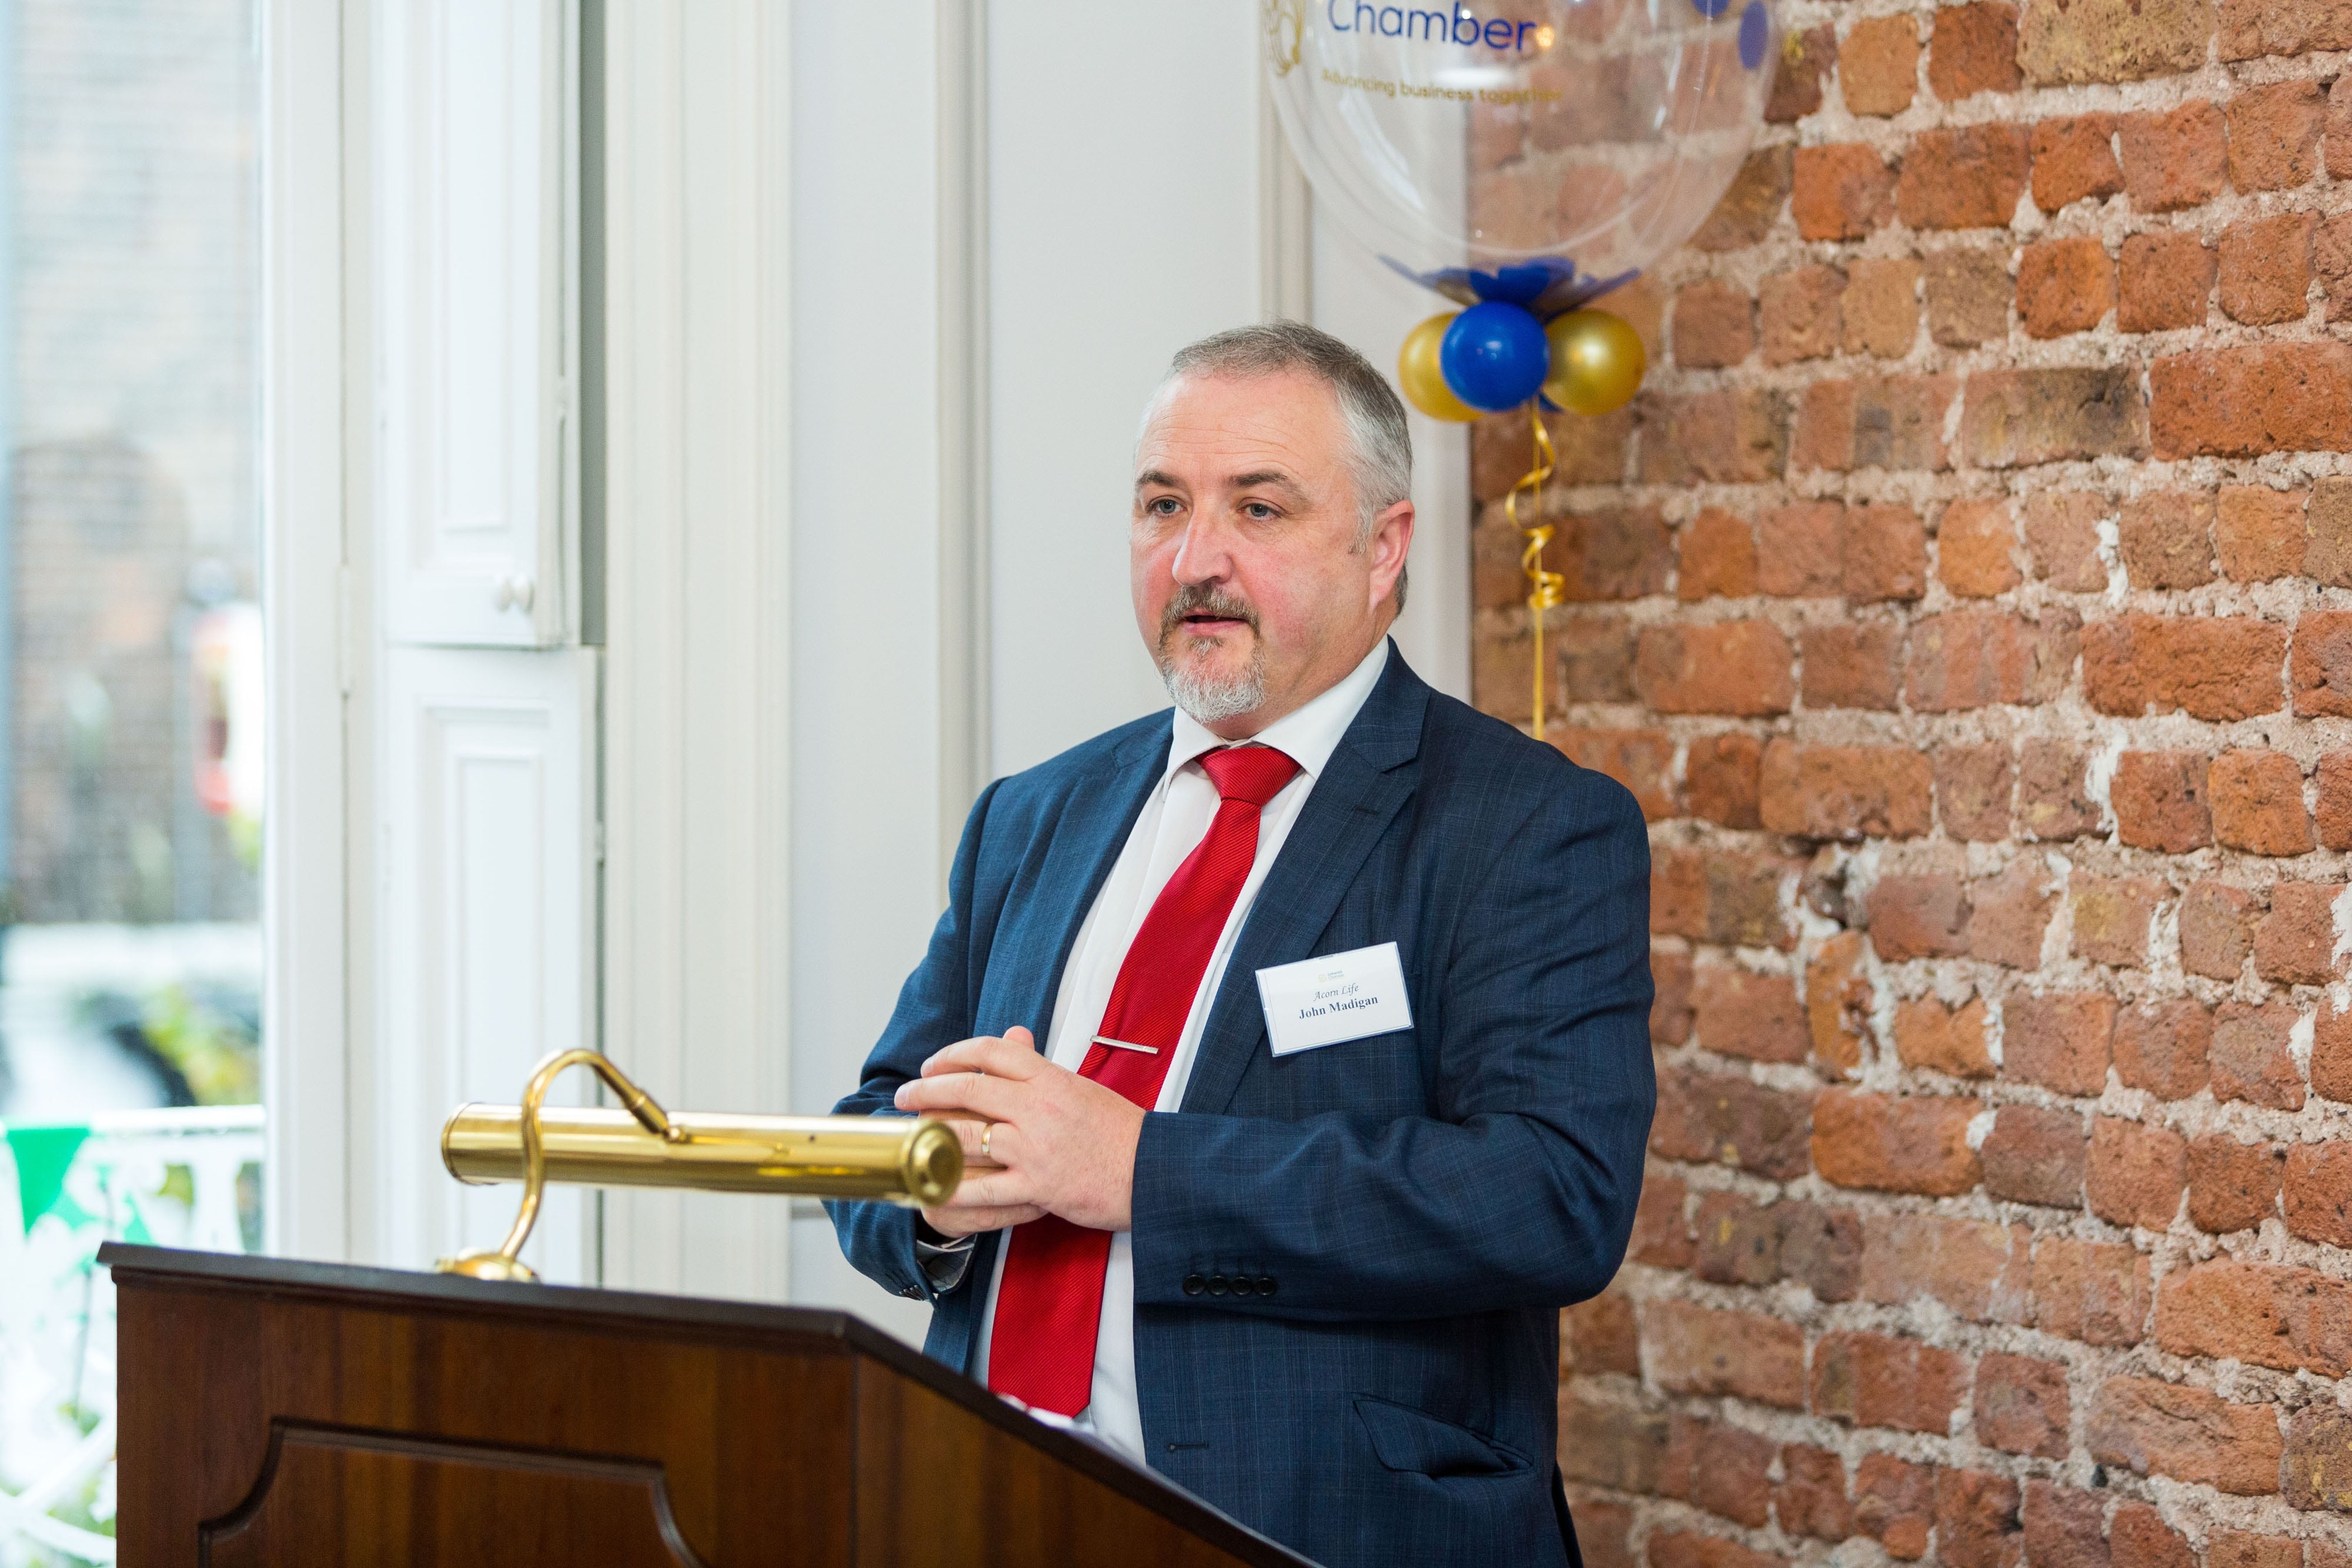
[{"xmin": 1178, "ymin": 653, "xmax": 1429, "ymax": 1117}]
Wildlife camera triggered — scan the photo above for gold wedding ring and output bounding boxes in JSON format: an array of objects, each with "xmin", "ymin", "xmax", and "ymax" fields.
[{"xmin": 980, "ymin": 1123, "xmax": 994, "ymax": 1161}]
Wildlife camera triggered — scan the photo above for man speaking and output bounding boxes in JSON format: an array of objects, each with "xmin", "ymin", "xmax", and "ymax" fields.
[{"xmin": 828, "ymin": 322, "xmax": 1653, "ymax": 1567}]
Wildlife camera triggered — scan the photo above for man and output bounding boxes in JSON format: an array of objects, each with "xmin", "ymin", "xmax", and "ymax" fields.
[{"xmin": 828, "ymin": 322, "xmax": 1653, "ymax": 1567}]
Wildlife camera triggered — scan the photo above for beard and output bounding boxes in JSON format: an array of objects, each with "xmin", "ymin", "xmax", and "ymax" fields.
[{"xmin": 1154, "ymin": 584, "xmax": 1267, "ymax": 724}]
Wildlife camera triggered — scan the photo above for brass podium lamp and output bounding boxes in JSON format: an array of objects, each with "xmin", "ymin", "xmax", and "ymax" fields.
[{"xmin": 436, "ymin": 1047, "xmax": 964, "ymax": 1282}]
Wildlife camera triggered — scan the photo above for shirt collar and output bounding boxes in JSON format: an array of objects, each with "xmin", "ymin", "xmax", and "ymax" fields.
[{"xmin": 1164, "ymin": 638, "xmax": 1391, "ymax": 785}]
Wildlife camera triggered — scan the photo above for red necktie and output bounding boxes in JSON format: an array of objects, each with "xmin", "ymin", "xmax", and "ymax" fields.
[{"xmin": 987, "ymin": 743, "xmax": 1301, "ymax": 1416}]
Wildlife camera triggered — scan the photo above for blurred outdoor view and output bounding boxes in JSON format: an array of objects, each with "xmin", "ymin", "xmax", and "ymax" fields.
[{"xmin": 0, "ymin": 1, "xmax": 265, "ymax": 1562}]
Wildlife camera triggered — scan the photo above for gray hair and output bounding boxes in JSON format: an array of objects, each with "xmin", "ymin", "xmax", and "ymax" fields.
[{"xmin": 1142, "ymin": 320, "xmax": 1414, "ymax": 608}]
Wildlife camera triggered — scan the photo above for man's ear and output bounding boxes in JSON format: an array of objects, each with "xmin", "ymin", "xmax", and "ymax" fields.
[{"xmin": 1367, "ymin": 499, "xmax": 1415, "ymax": 612}]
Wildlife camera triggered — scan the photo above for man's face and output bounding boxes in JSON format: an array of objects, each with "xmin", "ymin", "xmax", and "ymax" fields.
[{"xmin": 1131, "ymin": 370, "xmax": 1412, "ymax": 738}]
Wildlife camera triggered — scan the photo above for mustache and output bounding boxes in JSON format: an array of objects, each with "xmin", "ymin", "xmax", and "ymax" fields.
[{"xmin": 1159, "ymin": 586, "xmax": 1259, "ymax": 641}]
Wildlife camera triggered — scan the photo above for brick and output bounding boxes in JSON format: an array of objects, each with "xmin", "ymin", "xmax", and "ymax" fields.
[
  {"xmin": 2216, "ymin": 1001, "xmax": 2307, "ymax": 1110},
  {"xmin": 2109, "ymin": 1505, "xmax": 2193, "ymax": 1568},
  {"xmin": 1559, "ymin": 1395, "xmax": 1671, "ymax": 1493},
  {"xmin": 2120, "ymin": 230, "xmax": 2217, "ymax": 332},
  {"xmin": 1570, "ymin": 1502, "xmax": 1634, "ymax": 1568},
  {"xmin": 2191, "ymin": 1134, "xmax": 2284, "ymax": 1234},
  {"xmin": 1801, "ymin": 623, "xmax": 1902, "ymax": 710},
  {"xmin": 1932, "ymin": 4, "xmax": 2023, "ymax": 102},
  {"xmin": 1675, "ymin": 280, "xmax": 1754, "ymax": 369},
  {"xmin": 2323, "ymin": 210, "xmax": 2352, "ymax": 320},
  {"xmin": 2180, "ymin": 881, "xmax": 2261, "ymax": 978},
  {"xmin": 1901, "ymin": 123, "xmax": 2032, "ymax": 230},
  {"xmin": 1793, "ymin": 144, "xmax": 1897, "ymax": 242},
  {"xmin": 1779, "ymin": 1202, "xmax": 1863, "ymax": 1301},
  {"xmin": 2320, "ymin": 998, "xmax": 2352, "ymax": 1104},
  {"xmin": 1844, "ymin": 506, "xmax": 1928, "ymax": 601},
  {"xmin": 2072, "ymin": 875, "xmax": 2164, "ymax": 968},
  {"xmin": 2282, "ymin": 1406, "xmax": 2352, "ymax": 1513},
  {"xmin": 1925, "ymin": 248, "xmax": 2013, "ymax": 348},
  {"xmin": 2021, "ymin": 1483, "xmax": 2108, "ymax": 1568},
  {"xmin": 1896, "ymin": 995, "xmax": 1994, "ymax": 1078},
  {"xmin": 2114, "ymin": 998, "xmax": 2214, "ymax": 1100},
  {"xmin": 2210, "ymin": 1534, "xmax": 2307, "ymax": 1568},
  {"xmin": 2120, "ymin": 102, "xmax": 2230, "ymax": 213},
  {"xmin": 2088, "ymin": 617, "xmax": 2286, "ymax": 720},
  {"xmin": 1645, "ymin": 1531, "xmax": 1786, "ymax": 1568},
  {"xmin": 2223, "ymin": 0, "xmax": 2352, "ymax": 58},
  {"xmin": 1844, "ymin": 257, "xmax": 1920, "ymax": 357},
  {"xmin": 1814, "ymin": 1089, "xmax": 1981, "ymax": 1196},
  {"xmin": 2153, "ymin": 343, "xmax": 2352, "ymax": 459},
  {"xmin": 2032, "ymin": 114, "xmax": 2123, "ymax": 210},
  {"xmin": 1843, "ymin": 14, "xmax": 1923, "ymax": 116},
  {"xmin": 1905, "ymin": 608, "xmax": 2080, "ymax": 711},
  {"xmin": 2086, "ymin": 1376, "xmax": 2284, "ymax": 1495},
  {"xmin": 1975, "ymin": 1354, "xmax": 2070, "ymax": 1458},
  {"xmin": 1673, "ymin": 1420, "xmax": 1776, "ymax": 1529},
  {"xmin": 1936, "ymin": 1469, "xmax": 2022, "ymax": 1568},
  {"xmin": 1476, "ymin": 620, "xmax": 1629, "ymax": 717},
  {"xmin": 2323, "ymin": 751, "xmax": 2352, "ymax": 850},
  {"xmin": 1630, "ymin": 1174, "xmax": 1693, "ymax": 1267},
  {"xmin": 1805, "ymin": 932, "xmax": 1870, "ymax": 1080},
  {"xmin": 1675, "ymin": 509, "xmax": 1755, "ymax": 603},
  {"xmin": 2019, "ymin": 0, "xmax": 2211, "ymax": 83},
  {"xmin": 2308, "ymin": 477, "xmax": 2352, "ymax": 587},
  {"xmin": 1756, "ymin": 502, "xmax": 1841, "ymax": 596},
  {"xmin": 2211, "ymin": 749, "xmax": 2313, "ymax": 855},
  {"xmin": 1652, "ymin": 848, "xmax": 1798, "ymax": 947},
  {"xmin": 1967, "ymin": 857, "xmax": 2059, "ymax": 969},
  {"xmin": 1759, "ymin": 742, "xmax": 1933, "ymax": 841},
  {"xmin": 1682, "ymin": 735, "xmax": 1759, "ymax": 832},
  {"xmin": 1937, "ymin": 744, "xmax": 2014, "ymax": 841},
  {"xmin": 2221, "ymin": 213, "xmax": 2318, "ymax": 326},
  {"xmin": 1980, "ymin": 1104, "xmax": 2086, "ymax": 1207},
  {"xmin": 1810, "ymin": 1330, "xmax": 1965, "ymax": 1435},
  {"xmin": 1652, "ymin": 947, "xmax": 1693, "ymax": 1045},
  {"xmin": 2285, "ymin": 1141, "xmax": 2352, "ymax": 1248},
  {"xmin": 1854, "ymin": 1453, "xmax": 1936, "ymax": 1560},
  {"xmin": 1638, "ymin": 389, "xmax": 1789, "ymax": 487},
  {"xmin": 1562, "ymin": 508, "xmax": 1673, "ymax": 601},
  {"xmin": 1776, "ymin": 1446, "xmax": 1852, "ymax": 1540},
  {"xmin": 2023, "ymin": 492, "xmax": 2108, "ymax": 590},
  {"xmin": 1938, "ymin": 499, "xmax": 2021, "ymax": 598},
  {"xmin": 1693, "ymin": 146, "xmax": 1793, "ymax": 252},
  {"xmin": 1692, "ymin": 1192, "xmax": 1780, "ymax": 1286},
  {"xmin": 1692, "ymin": 961, "xmax": 1806, "ymax": 1064},
  {"xmin": 1474, "ymin": 407, "xmax": 1631, "ymax": 500},
  {"xmin": 1792, "ymin": 377, "xmax": 1957, "ymax": 474},
  {"xmin": 2217, "ymin": 484, "xmax": 2308, "ymax": 581},
  {"xmin": 1643, "ymin": 1299, "xmax": 1806, "ymax": 1407},
  {"xmin": 1962, "ymin": 367, "xmax": 2147, "ymax": 469},
  {"xmin": 1863, "ymin": 1212, "xmax": 2032, "ymax": 1323},
  {"xmin": 1635, "ymin": 621, "xmax": 1794, "ymax": 716},
  {"xmin": 2112, "ymin": 751, "xmax": 2213, "ymax": 850},
  {"xmin": 2296, "ymin": 611, "xmax": 2352, "ymax": 717},
  {"xmin": 2019, "ymin": 237, "xmax": 2116, "ymax": 337},
  {"xmin": 2117, "ymin": 491, "xmax": 2216, "ymax": 589},
  {"xmin": 2230, "ymin": 79, "xmax": 2326, "ymax": 192},
  {"xmin": 2019, "ymin": 738, "xmax": 2098, "ymax": 840},
  {"xmin": 1557, "ymin": 729, "xmax": 1678, "ymax": 823},
  {"xmin": 2030, "ymin": 1235, "xmax": 2152, "ymax": 1345},
  {"xmin": 1565, "ymin": 1292, "xmax": 1641, "ymax": 1375},
  {"xmin": 1869, "ymin": 872, "xmax": 1971, "ymax": 959},
  {"xmin": 2254, "ymin": 882, "xmax": 2341, "ymax": 988},
  {"xmin": 2087, "ymin": 1115, "xmax": 2187, "ymax": 1229},
  {"xmin": 2006, "ymin": 991, "xmax": 2116, "ymax": 1096},
  {"xmin": 1758, "ymin": 267, "xmax": 1842, "ymax": 367},
  {"xmin": 2157, "ymin": 1259, "xmax": 2352, "ymax": 1376},
  {"xmin": 1652, "ymin": 1068, "xmax": 1813, "ymax": 1179},
  {"xmin": 1767, "ymin": 25, "xmax": 1836, "ymax": 124}
]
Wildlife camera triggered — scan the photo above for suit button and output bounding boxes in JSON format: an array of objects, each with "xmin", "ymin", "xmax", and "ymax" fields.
[
  {"xmin": 900, "ymin": 1286, "xmax": 923, "ymax": 1299},
  {"xmin": 1207, "ymin": 1274, "xmax": 1228, "ymax": 1295},
  {"xmin": 1182, "ymin": 1273, "xmax": 1206, "ymax": 1296},
  {"xmin": 1257, "ymin": 1275, "xmax": 1277, "ymax": 1296},
  {"xmin": 1230, "ymin": 1275, "xmax": 1255, "ymax": 1297}
]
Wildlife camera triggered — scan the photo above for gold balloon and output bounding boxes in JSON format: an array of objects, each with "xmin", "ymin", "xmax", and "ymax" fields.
[
  {"xmin": 1396, "ymin": 312, "xmax": 1481, "ymax": 423},
  {"xmin": 1543, "ymin": 309, "xmax": 1646, "ymax": 417}
]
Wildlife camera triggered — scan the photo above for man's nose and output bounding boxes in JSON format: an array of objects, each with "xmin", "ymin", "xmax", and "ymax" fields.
[{"xmin": 1170, "ymin": 516, "xmax": 1235, "ymax": 586}]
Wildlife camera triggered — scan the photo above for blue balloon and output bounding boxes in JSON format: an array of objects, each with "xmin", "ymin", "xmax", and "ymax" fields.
[{"xmin": 1439, "ymin": 302, "xmax": 1551, "ymax": 413}]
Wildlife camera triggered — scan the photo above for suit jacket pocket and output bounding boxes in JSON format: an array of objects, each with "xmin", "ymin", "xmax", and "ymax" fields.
[{"xmin": 1352, "ymin": 1395, "xmax": 1528, "ymax": 1480}]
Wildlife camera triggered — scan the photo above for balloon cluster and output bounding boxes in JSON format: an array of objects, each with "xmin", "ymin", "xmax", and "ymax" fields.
[{"xmin": 1394, "ymin": 262, "xmax": 1647, "ymax": 425}]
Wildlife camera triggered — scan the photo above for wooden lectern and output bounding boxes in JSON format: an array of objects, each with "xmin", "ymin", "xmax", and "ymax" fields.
[{"xmin": 101, "ymin": 1244, "xmax": 1315, "ymax": 1567}]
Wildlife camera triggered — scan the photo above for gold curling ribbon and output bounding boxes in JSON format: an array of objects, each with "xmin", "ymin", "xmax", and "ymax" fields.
[{"xmin": 1503, "ymin": 403, "xmax": 1563, "ymax": 742}]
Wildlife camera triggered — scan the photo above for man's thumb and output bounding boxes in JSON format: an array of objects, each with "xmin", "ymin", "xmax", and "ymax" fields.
[{"xmin": 1005, "ymin": 1025, "xmax": 1038, "ymax": 1052}]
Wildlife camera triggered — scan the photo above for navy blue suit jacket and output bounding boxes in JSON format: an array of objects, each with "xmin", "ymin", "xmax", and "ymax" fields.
[{"xmin": 829, "ymin": 647, "xmax": 1654, "ymax": 1567}]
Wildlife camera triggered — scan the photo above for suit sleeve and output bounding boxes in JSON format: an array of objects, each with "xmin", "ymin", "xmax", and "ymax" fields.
[
  {"xmin": 823, "ymin": 779, "xmax": 1003, "ymax": 1304},
  {"xmin": 1127, "ymin": 765, "xmax": 1655, "ymax": 1321}
]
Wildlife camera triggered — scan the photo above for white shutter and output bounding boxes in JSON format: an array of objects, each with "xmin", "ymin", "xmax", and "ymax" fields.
[
  {"xmin": 374, "ymin": 0, "xmax": 571, "ymax": 647},
  {"xmin": 375, "ymin": 648, "xmax": 597, "ymax": 1282}
]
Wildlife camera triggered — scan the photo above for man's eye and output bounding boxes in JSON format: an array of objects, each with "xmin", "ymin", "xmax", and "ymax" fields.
[
  {"xmin": 1243, "ymin": 503, "xmax": 1277, "ymax": 520},
  {"xmin": 1149, "ymin": 497, "xmax": 1183, "ymax": 516}
]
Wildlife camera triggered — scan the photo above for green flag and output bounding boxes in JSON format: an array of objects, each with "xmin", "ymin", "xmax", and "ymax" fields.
[{"xmin": 5, "ymin": 1125, "xmax": 90, "ymax": 1235}]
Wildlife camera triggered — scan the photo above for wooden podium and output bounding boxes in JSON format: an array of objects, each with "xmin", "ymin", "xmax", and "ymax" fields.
[{"xmin": 101, "ymin": 1244, "xmax": 1314, "ymax": 1567}]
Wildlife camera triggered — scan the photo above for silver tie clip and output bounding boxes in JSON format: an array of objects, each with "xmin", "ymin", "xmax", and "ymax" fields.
[{"xmin": 1093, "ymin": 1035, "xmax": 1159, "ymax": 1055}]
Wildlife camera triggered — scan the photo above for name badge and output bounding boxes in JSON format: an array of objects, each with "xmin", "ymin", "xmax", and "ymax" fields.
[{"xmin": 1255, "ymin": 942, "xmax": 1414, "ymax": 1057}]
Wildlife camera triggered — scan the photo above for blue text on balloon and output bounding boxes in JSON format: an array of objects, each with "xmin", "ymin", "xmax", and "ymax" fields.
[{"xmin": 1327, "ymin": 1, "xmax": 1544, "ymax": 51}]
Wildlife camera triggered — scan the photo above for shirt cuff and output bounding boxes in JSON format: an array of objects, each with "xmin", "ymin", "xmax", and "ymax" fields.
[{"xmin": 914, "ymin": 1221, "xmax": 977, "ymax": 1292}]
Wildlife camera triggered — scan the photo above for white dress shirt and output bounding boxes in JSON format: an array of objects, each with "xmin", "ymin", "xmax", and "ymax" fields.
[{"xmin": 968, "ymin": 638, "xmax": 1391, "ymax": 1465}]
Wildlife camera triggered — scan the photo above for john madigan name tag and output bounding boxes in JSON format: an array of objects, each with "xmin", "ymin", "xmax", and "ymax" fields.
[{"xmin": 1255, "ymin": 942, "xmax": 1414, "ymax": 1057}]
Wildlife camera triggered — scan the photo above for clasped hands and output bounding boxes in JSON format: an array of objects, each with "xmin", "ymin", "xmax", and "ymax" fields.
[{"xmin": 892, "ymin": 1027, "xmax": 1145, "ymax": 1238}]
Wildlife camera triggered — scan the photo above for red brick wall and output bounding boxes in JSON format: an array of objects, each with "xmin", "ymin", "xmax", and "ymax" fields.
[{"xmin": 1471, "ymin": 3, "xmax": 2352, "ymax": 1563}]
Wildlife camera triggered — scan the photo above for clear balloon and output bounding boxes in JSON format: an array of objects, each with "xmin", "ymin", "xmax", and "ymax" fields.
[
  {"xmin": 1397, "ymin": 313, "xmax": 1483, "ymax": 422},
  {"xmin": 1265, "ymin": 0, "xmax": 1777, "ymax": 284}
]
